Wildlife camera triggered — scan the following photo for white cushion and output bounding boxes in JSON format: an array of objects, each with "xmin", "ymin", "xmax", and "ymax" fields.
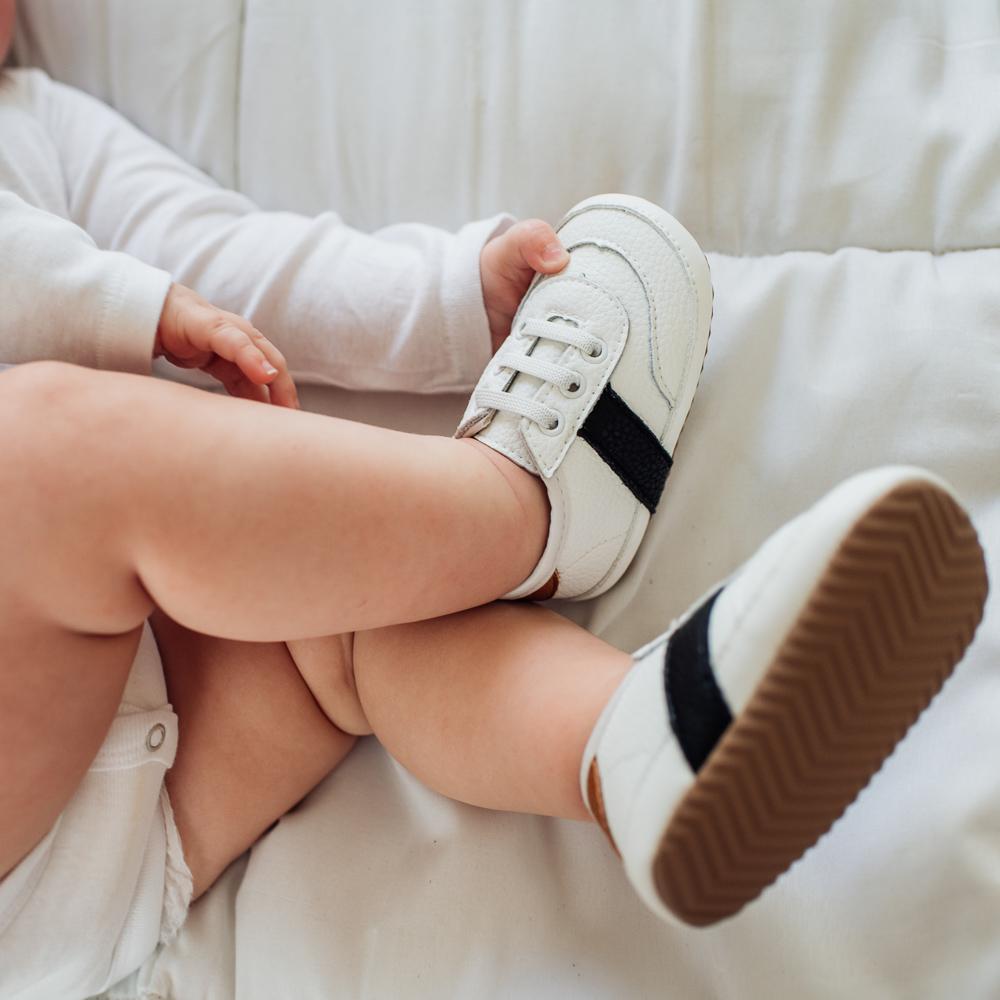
[{"xmin": 14, "ymin": 2, "xmax": 999, "ymax": 997}]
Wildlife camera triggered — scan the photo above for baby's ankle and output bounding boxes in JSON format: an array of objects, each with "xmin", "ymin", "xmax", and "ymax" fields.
[{"xmin": 461, "ymin": 438, "xmax": 550, "ymax": 571}]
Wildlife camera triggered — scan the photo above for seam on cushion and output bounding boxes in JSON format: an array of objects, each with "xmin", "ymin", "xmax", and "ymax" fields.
[
  {"xmin": 707, "ymin": 245, "xmax": 1000, "ymax": 260},
  {"xmin": 233, "ymin": 0, "xmax": 247, "ymax": 191},
  {"xmin": 468, "ymin": 10, "xmax": 484, "ymax": 219}
]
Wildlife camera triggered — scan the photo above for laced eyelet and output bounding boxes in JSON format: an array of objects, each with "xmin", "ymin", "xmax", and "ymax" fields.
[
  {"xmin": 583, "ymin": 340, "xmax": 607, "ymax": 362},
  {"xmin": 540, "ymin": 412, "xmax": 564, "ymax": 436},
  {"xmin": 560, "ymin": 376, "xmax": 585, "ymax": 399}
]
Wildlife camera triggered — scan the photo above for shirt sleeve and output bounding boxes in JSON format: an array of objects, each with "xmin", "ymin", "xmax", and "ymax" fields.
[
  {"xmin": 0, "ymin": 189, "xmax": 171, "ymax": 373},
  {"xmin": 36, "ymin": 74, "xmax": 510, "ymax": 393}
]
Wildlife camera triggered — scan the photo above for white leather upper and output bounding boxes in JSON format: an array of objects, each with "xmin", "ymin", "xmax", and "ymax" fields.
[
  {"xmin": 708, "ymin": 466, "xmax": 956, "ymax": 714},
  {"xmin": 580, "ymin": 640, "xmax": 693, "ymax": 924},
  {"xmin": 455, "ymin": 274, "xmax": 629, "ymax": 475},
  {"xmin": 457, "ymin": 194, "xmax": 711, "ymax": 599},
  {"xmin": 558, "ymin": 196, "xmax": 709, "ymax": 435}
]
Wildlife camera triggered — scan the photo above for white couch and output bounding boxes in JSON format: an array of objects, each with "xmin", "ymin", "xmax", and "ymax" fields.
[{"xmin": 15, "ymin": 2, "xmax": 1000, "ymax": 997}]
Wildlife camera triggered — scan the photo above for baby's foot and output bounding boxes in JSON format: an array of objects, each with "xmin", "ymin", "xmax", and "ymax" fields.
[
  {"xmin": 456, "ymin": 194, "xmax": 713, "ymax": 601},
  {"xmin": 581, "ymin": 467, "xmax": 988, "ymax": 926}
]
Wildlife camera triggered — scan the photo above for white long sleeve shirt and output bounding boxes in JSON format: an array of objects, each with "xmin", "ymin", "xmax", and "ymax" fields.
[{"xmin": 0, "ymin": 67, "xmax": 507, "ymax": 390}]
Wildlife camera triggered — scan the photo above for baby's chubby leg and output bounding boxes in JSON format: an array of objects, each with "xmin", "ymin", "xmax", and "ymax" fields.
[
  {"xmin": 3, "ymin": 360, "xmax": 549, "ymax": 641},
  {"xmin": 289, "ymin": 605, "xmax": 631, "ymax": 820},
  {"xmin": 287, "ymin": 469, "xmax": 988, "ymax": 929},
  {"xmin": 0, "ymin": 359, "xmax": 545, "ymax": 876},
  {"xmin": 141, "ymin": 603, "xmax": 624, "ymax": 902},
  {"xmin": 149, "ymin": 612, "xmax": 358, "ymax": 898}
]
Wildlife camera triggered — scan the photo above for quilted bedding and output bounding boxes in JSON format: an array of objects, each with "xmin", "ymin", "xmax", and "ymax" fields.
[{"xmin": 14, "ymin": 1, "xmax": 1000, "ymax": 997}]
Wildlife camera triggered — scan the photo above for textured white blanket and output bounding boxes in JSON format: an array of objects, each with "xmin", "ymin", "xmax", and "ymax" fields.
[{"xmin": 15, "ymin": 1, "xmax": 999, "ymax": 997}]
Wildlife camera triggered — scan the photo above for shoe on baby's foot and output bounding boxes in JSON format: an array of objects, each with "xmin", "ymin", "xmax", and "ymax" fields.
[
  {"xmin": 581, "ymin": 466, "xmax": 989, "ymax": 927},
  {"xmin": 456, "ymin": 193, "xmax": 713, "ymax": 601}
]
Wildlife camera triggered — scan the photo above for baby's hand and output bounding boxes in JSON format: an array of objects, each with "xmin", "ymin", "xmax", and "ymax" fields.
[
  {"xmin": 480, "ymin": 219, "xmax": 570, "ymax": 354},
  {"xmin": 155, "ymin": 283, "xmax": 299, "ymax": 407}
]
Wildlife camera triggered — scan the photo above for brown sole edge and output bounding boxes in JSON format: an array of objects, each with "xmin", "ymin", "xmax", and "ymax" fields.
[{"xmin": 653, "ymin": 479, "xmax": 990, "ymax": 927}]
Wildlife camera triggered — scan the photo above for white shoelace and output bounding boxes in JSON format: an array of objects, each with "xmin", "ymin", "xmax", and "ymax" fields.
[{"xmin": 475, "ymin": 317, "xmax": 606, "ymax": 432}]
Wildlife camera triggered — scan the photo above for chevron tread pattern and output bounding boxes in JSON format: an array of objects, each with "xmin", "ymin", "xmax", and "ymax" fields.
[{"xmin": 653, "ymin": 480, "xmax": 989, "ymax": 926}]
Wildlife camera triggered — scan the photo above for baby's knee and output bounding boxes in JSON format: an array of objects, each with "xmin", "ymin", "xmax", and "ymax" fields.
[
  {"xmin": 285, "ymin": 633, "xmax": 373, "ymax": 737},
  {"xmin": 0, "ymin": 360, "xmax": 91, "ymax": 419},
  {"xmin": 0, "ymin": 361, "xmax": 122, "ymax": 464},
  {"xmin": 0, "ymin": 362, "xmax": 96, "ymax": 485}
]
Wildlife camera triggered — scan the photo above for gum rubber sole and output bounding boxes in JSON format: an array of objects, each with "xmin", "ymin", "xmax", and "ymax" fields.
[{"xmin": 653, "ymin": 480, "xmax": 990, "ymax": 926}]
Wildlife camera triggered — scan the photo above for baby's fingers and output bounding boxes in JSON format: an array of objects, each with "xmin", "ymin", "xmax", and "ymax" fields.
[
  {"xmin": 203, "ymin": 356, "xmax": 269, "ymax": 404},
  {"xmin": 207, "ymin": 319, "xmax": 278, "ymax": 382},
  {"xmin": 209, "ymin": 317, "xmax": 299, "ymax": 409},
  {"xmin": 251, "ymin": 333, "xmax": 299, "ymax": 410}
]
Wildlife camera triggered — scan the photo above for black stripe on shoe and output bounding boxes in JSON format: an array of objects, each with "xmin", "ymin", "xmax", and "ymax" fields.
[
  {"xmin": 577, "ymin": 386, "xmax": 672, "ymax": 513},
  {"xmin": 664, "ymin": 588, "xmax": 733, "ymax": 772}
]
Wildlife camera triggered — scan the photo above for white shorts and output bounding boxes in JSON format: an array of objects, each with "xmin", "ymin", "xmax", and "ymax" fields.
[{"xmin": 0, "ymin": 623, "xmax": 193, "ymax": 1000}]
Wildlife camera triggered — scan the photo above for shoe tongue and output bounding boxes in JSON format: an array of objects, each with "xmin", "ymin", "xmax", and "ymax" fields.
[{"xmin": 477, "ymin": 316, "xmax": 576, "ymax": 474}]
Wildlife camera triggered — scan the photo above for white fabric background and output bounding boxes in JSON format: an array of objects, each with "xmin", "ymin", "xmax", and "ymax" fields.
[{"xmin": 13, "ymin": 2, "xmax": 1000, "ymax": 998}]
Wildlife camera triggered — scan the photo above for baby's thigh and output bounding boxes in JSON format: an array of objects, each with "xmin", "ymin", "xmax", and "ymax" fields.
[
  {"xmin": 0, "ymin": 618, "xmax": 141, "ymax": 879},
  {"xmin": 151, "ymin": 612, "xmax": 357, "ymax": 899}
]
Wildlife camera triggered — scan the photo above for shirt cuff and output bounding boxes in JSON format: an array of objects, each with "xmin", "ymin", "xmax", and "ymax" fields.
[
  {"xmin": 440, "ymin": 212, "xmax": 516, "ymax": 391},
  {"xmin": 95, "ymin": 252, "xmax": 173, "ymax": 376}
]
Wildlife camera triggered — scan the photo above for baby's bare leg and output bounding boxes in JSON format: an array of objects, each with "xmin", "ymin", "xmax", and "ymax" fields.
[
  {"xmin": 149, "ymin": 611, "xmax": 356, "ymax": 898},
  {"xmin": 294, "ymin": 604, "xmax": 631, "ymax": 820},
  {"xmin": 0, "ymin": 360, "xmax": 544, "ymax": 877},
  {"xmin": 147, "ymin": 603, "xmax": 625, "ymax": 901},
  {"xmin": 7, "ymin": 361, "xmax": 547, "ymax": 640}
]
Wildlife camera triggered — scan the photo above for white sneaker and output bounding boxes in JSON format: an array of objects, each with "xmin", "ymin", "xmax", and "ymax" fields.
[
  {"xmin": 456, "ymin": 193, "xmax": 713, "ymax": 600},
  {"xmin": 581, "ymin": 467, "xmax": 989, "ymax": 927}
]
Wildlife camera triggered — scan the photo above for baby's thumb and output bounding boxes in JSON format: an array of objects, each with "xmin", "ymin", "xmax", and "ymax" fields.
[{"xmin": 512, "ymin": 220, "xmax": 569, "ymax": 274}]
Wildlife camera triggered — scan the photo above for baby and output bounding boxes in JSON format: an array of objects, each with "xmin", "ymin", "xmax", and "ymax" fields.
[{"xmin": 0, "ymin": 6, "xmax": 989, "ymax": 999}]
